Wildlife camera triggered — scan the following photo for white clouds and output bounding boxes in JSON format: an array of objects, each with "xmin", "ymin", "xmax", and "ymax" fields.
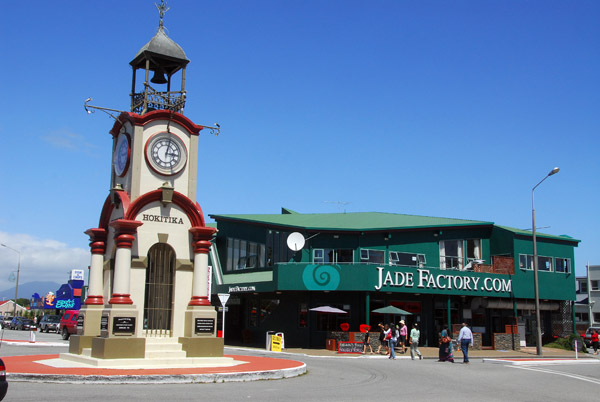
[
  {"xmin": 41, "ymin": 128, "xmax": 99, "ymax": 155},
  {"xmin": 0, "ymin": 232, "xmax": 89, "ymax": 292}
]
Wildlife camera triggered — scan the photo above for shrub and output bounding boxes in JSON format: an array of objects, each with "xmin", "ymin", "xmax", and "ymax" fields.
[{"xmin": 545, "ymin": 333, "xmax": 587, "ymax": 353}]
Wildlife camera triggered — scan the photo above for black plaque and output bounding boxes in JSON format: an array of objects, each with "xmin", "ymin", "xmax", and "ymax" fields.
[
  {"xmin": 113, "ymin": 316, "xmax": 136, "ymax": 334},
  {"xmin": 77, "ymin": 314, "xmax": 84, "ymax": 329},
  {"xmin": 337, "ymin": 341, "xmax": 363, "ymax": 354},
  {"xmin": 195, "ymin": 318, "xmax": 215, "ymax": 334},
  {"xmin": 100, "ymin": 316, "xmax": 109, "ymax": 331}
]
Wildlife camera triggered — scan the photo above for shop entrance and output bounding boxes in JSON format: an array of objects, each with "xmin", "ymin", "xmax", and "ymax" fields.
[{"xmin": 144, "ymin": 243, "xmax": 175, "ymax": 336}]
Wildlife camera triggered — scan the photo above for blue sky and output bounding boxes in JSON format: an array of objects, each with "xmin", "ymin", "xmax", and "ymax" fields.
[{"xmin": 0, "ymin": 0, "xmax": 598, "ymax": 290}]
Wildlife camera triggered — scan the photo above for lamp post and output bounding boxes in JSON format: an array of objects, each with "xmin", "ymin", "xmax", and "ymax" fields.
[
  {"xmin": 1, "ymin": 243, "xmax": 21, "ymax": 317},
  {"xmin": 532, "ymin": 166, "xmax": 559, "ymax": 356}
]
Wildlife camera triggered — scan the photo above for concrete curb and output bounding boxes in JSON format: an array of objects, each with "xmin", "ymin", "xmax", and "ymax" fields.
[
  {"xmin": 1, "ymin": 340, "xmax": 68, "ymax": 347},
  {"xmin": 7, "ymin": 363, "xmax": 307, "ymax": 384}
]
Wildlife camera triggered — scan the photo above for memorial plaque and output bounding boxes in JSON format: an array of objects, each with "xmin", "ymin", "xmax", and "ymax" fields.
[
  {"xmin": 77, "ymin": 314, "xmax": 85, "ymax": 329},
  {"xmin": 195, "ymin": 318, "xmax": 215, "ymax": 334},
  {"xmin": 113, "ymin": 316, "xmax": 136, "ymax": 334},
  {"xmin": 100, "ymin": 316, "xmax": 109, "ymax": 331}
]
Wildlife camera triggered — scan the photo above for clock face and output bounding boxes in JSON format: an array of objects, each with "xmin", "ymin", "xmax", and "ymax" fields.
[
  {"xmin": 113, "ymin": 133, "xmax": 130, "ymax": 176},
  {"xmin": 145, "ymin": 132, "xmax": 188, "ymax": 175}
]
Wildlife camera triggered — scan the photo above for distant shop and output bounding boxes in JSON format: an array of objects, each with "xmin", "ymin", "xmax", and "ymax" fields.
[
  {"xmin": 30, "ymin": 269, "xmax": 85, "ymax": 313},
  {"xmin": 209, "ymin": 209, "xmax": 579, "ymax": 349}
]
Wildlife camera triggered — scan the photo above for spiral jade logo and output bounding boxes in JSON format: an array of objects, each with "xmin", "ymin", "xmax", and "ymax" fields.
[{"xmin": 302, "ymin": 264, "xmax": 341, "ymax": 291}]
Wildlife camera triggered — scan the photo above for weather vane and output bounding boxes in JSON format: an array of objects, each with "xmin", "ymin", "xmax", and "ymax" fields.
[{"xmin": 156, "ymin": 0, "xmax": 170, "ymax": 28}]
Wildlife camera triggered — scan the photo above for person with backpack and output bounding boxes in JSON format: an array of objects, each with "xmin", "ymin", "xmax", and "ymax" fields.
[{"xmin": 410, "ymin": 323, "xmax": 423, "ymax": 360}]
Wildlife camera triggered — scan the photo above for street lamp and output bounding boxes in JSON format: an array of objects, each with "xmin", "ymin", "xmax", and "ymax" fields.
[
  {"xmin": 1, "ymin": 243, "xmax": 21, "ymax": 317},
  {"xmin": 532, "ymin": 166, "xmax": 559, "ymax": 356}
]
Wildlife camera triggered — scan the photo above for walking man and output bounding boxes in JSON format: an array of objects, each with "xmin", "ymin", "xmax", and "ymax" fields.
[
  {"xmin": 410, "ymin": 323, "xmax": 423, "ymax": 360},
  {"xmin": 457, "ymin": 322, "xmax": 473, "ymax": 364}
]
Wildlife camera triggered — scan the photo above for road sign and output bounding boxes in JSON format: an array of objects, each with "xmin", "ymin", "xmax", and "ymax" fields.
[
  {"xmin": 217, "ymin": 306, "xmax": 229, "ymax": 312},
  {"xmin": 218, "ymin": 293, "xmax": 230, "ymax": 306}
]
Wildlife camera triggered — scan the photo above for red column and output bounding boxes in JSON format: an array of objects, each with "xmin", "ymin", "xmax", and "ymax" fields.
[
  {"xmin": 188, "ymin": 226, "xmax": 217, "ymax": 306},
  {"xmin": 108, "ymin": 219, "xmax": 143, "ymax": 305},
  {"xmin": 84, "ymin": 228, "xmax": 107, "ymax": 305}
]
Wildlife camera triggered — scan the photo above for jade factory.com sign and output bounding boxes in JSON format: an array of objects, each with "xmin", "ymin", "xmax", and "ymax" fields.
[
  {"xmin": 375, "ymin": 267, "xmax": 512, "ymax": 293},
  {"xmin": 277, "ymin": 264, "xmax": 514, "ymax": 297}
]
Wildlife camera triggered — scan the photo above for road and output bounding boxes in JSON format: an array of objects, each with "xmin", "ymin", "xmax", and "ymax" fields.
[{"xmin": 1, "ymin": 328, "xmax": 599, "ymax": 401}]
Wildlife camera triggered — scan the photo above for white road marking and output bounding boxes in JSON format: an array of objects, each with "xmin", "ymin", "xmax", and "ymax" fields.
[{"xmin": 509, "ymin": 365, "xmax": 600, "ymax": 386}]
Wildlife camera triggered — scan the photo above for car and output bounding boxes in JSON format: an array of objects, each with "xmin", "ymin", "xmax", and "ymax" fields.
[
  {"xmin": 59, "ymin": 310, "xmax": 79, "ymax": 340},
  {"xmin": 0, "ymin": 317, "xmax": 12, "ymax": 329},
  {"xmin": 584, "ymin": 326, "xmax": 600, "ymax": 348},
  {"xmin": 38, "ymin": 315, "xmax": 61, "ymax": 333},
  {"xmin": 0, "ymin": 357, "xmax": 7, "ymax": 401},
  {"xmin": 9, "ymin": 317, "xmax": 35, "ymax": 330}
]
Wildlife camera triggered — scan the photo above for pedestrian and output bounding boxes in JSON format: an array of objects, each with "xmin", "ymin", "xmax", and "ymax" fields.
[
  {"xmin": 438, "ymin": 326, "xmax": 454, "ymax": 362},
  {"xmin": 388, "ymin": 322, "xmax": 398, "ymax": 359},
  {"xmin": 399, "ymin": 320, "xmax": 407, "ymax": 354},
  {"xmin": 376, "ymin": 322, "xmax": 387, "ymax": 355},
  {"xmin": 457, "ymin": 322, "xmax": 473, "ymax": 364},
  {"xmin": 363, "ymin": 331, "xmax": 374, "ymax": 354},
  {"xmin": 592, "ymin": 329, "xmax": 599, "ymax": 355},
  {"xmin": 410, "ymin": 323, "xmax": 423, "ymax": 360},
  {"xmin": 383, "ymin": 324, "xmax": 392, "ymax": 356}
]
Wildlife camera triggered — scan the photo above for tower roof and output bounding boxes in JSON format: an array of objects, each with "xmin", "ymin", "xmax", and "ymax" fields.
[{"xmin": 130, "ymin": 26, "xmax": 189, "ymax": 75}]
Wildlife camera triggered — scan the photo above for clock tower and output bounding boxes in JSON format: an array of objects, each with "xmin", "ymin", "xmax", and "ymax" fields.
[{"xmin": 71, "ymin": 2, "xmax": 223, "ymax": 360}]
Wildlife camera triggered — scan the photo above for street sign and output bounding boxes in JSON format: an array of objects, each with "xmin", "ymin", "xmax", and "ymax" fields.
[
  {"xmin": 217, "ymin": 293, "xmax": 230, "ymax": 340},
  {"xmin": 218, "ymin": 293, "xmax": 230, "ymax": 306}
]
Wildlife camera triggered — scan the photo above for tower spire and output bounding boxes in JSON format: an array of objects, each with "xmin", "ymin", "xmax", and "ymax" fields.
[{"xmin": 156, "ymin": 0, "xmax": 170, "ymax": 29}]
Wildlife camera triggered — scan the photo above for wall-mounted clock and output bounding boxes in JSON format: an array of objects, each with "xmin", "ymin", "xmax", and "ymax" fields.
[
  {"xmin": 113, "ymin": 133, "xmax": 130, "ymax": 177},
  {"xmin": 144, "ymin": 132, "xmax": 188, "ymax": 176}
]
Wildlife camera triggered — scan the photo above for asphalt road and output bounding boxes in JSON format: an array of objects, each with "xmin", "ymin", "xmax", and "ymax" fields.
[{"xmin": 1, "ymin": 328, "xmax": 599, "ymax": 402}]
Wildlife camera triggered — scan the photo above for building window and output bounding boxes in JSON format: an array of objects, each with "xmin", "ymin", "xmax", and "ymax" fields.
[
  {"xmin": 538, "ymin": 256, "xmax": 553, "ymax": 272},
  {"xmin": 360, "ymin": 249, "xmax": 385, "ymax": 264},
  {"xmin": 226, "ymin": 237, "xmax": 267, "ymax": 272},
  {"xmin": 519, "ymin": 254, "xmax": 533, "ymax": 270},
  {"xmin": 389, "ymin": 251, "xmax": 425, "ymax": 267},
  {"xmin": 519, "ymin": 254, "xmax": 553, "ymax": 272},
  {"xmin": 466, "ymin": 239, "xmax": 481, "ymax": 262},
  {"xmin": 312, "ymin": 249, "xmax": 354, "ymax": 264},
  {"xmin": 592, "ymin": 280, "xmax": 600, "ymax": 291},
  {"xmin": 555, "ymin": 258, "xmax": 571, "ymax": 273},
  {"xmin": 440, "ymin": 240, "xmax": 463, "ymax": 269},
  {"xmin": 580, "ymin": 282, "xmax": 588, "ymax": 293},
  {"xmin": 575, "ymin": 312, "xmax": 589, "ymax": 323},
  {"xmin": 266, "ymin": 230, "xmax": 294, "ymax": 266}
]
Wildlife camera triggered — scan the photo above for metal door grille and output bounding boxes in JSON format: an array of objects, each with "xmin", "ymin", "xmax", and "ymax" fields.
[{"xmin": 144, "ymin": 243, "xmax": 175, "ymax": 336}]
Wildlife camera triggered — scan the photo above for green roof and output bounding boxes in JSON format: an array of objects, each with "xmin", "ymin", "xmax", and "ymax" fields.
[
  {"xmin": 209, "ymin": 210, "xmax": 493, "ymax": 232},
  {"xmin": 496, "ymin": 225, "xmax": 580, "ymax": 243}
]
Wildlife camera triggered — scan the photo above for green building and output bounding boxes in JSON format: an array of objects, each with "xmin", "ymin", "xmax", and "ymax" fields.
[{"xmin": 209, "ymin": 208, "xmax": 578, "ymax": 349}]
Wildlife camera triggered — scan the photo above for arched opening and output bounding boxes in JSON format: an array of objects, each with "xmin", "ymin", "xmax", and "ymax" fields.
[{"xmin": 144, "ymin": 243, "xmax": 175, "ymax": 336}]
